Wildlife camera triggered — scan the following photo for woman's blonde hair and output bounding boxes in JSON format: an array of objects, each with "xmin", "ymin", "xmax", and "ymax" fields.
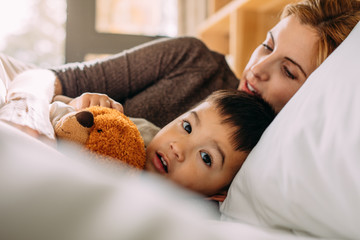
[{"xmin": 282, "ymin": 0, "xmax": 360, "ymax": 67}]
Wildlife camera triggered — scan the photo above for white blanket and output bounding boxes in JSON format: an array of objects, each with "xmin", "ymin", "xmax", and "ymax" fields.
[{"xmin": 0, "ymin": 121, "xmax": 320, "ymax": 240}]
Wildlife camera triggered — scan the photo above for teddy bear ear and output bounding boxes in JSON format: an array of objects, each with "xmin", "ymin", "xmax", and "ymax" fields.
[{"xmin": 75, "ymin": 111, "xmax": 94, "ymax": 128}]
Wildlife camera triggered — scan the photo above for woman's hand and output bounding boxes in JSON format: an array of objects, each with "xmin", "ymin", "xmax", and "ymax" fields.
[{"xmin": 68, "ymin": 92, "xmax": 124, "ymax": 112}]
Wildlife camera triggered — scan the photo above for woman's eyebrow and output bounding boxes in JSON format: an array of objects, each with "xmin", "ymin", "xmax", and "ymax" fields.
[
  {"xmin": 270, "ymin": 31, "xmax": 307, "ymax": 78},
  {"xmin": 269, "ymin": 31, "xmax": 274, "ymax": 44},
  {"xmin": 285, "ymin": 57, "xmax": 307, "ymax": 77}
]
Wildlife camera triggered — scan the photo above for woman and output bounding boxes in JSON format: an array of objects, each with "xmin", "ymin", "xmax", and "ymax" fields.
[
  {"xmin": 51, "ymin": 0, "xmax": 359, "ymax": 129},
  {"xmin": 1, "ymin": 0, "xmax": 359, "ymax": 139}
]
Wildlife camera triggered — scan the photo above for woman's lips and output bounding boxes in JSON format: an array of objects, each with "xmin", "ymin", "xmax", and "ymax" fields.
[
  {"xmin": 247, "ymin": 82, "xmax": 257, "ymax": 93},
  {"xmin": 241, "ymin": 80, "xmax": 259, "ymax": 96},
  {"xmin": 152, "ymin": 152, "xmax": 168, "ymax": 174}
]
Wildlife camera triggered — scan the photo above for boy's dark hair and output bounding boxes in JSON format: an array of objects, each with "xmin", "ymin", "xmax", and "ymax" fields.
[{"xmin": 206, "ymin": 90, "xmax": 276, "ymax": 153}]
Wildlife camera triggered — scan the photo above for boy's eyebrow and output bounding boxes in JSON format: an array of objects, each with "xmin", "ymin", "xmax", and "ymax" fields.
[
  {"xmin": 269, "ymin": 31, "xmax": 307, "ymax": 77},
  {"xmin": 214, "ymin": 141, "xmax": 225, "ymax": 167},
  {"xmin": 191, "ymin": 111, "xmax": 225, "ymax": 166},
  {"xmin": 190, "ymin": 111, "xmax": 200, "ymax": 125}
]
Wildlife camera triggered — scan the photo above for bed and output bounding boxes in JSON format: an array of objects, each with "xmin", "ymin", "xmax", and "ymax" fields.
[{"xmin": 0, "ymin": 22, "xmax": 359, "ymax": 240}]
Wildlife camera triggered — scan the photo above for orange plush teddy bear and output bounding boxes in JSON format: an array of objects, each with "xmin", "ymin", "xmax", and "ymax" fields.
[{"xmin": 54, "ymin": 106, "xmax": 146, "ymax": 169}]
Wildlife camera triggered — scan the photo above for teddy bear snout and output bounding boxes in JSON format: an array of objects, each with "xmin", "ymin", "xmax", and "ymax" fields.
[{"xmin": 75, "ymin": 111, "xmax": 94, "ymax": 128}]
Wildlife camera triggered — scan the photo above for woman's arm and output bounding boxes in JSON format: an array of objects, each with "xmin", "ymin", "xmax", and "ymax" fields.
[
  {"xmin": 52, "ymin": 37, "xmax": 191, "ymax": 102},
  {"xmin": 52, "ymin": 37, "xmax": 239, "ymax": 127}
]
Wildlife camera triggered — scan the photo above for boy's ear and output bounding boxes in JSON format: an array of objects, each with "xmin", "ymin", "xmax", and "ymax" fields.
[{"xmin": 207, "ymin": 190, "xmax": 228, "ymax": 202}]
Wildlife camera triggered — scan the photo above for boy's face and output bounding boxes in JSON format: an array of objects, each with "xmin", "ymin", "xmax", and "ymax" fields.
[{"xmin": 145, "ymin": 102, "xmax": 248, "ymax": 196}]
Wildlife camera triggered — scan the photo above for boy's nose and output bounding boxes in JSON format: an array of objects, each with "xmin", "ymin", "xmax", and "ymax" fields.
[{"xmin": 170, "ymin": 141, "xmax": 185, "ymax": 162}]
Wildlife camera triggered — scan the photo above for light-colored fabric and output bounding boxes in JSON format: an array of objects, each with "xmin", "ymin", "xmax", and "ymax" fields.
[
  {"xmin": 0, "ymin": 121, "xmax": 322, "ymax": 240},
  {"xmin": 220, "ymin": 22, "xmax": 360, "ymax": 239},
  {"xmin": 0, "ymin": 54, "xmax": 55, "ymax": 139},
  {"xmin": 0, "ymin": 61, "xmax": 8, "ymax": 107},
  {"xmin": 0, "ymin": 53, "xmax": 37, "ymax": 106},
  {"xmin": 0, "ymin": 69, "xmax": 56, "ymax": 139},
  {"xmin": 50, "ymin": 101, "xmax": 76, "ymax": 128}
]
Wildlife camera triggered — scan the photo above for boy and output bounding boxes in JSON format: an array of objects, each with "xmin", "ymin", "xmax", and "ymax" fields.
[
  {"xmin": 2, "ymin": 66, "xmax": 274, "ymax": 201},
  {"xmin": 144, "ymin": 90, "xmax": 275, "ymax": 201},
  {"xmin": 52, "ymin": 90, "xmax": 275, "ymax": 201}
]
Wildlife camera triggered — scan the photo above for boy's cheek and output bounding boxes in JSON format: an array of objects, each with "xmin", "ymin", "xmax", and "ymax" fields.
[{"xmin": 144, "ymin": 158, "xmax": 155, "ymax": 172}]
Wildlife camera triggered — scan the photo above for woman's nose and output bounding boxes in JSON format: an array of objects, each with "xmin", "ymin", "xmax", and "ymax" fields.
[
  {"xmin": 170, "ymin": 141, "xmax": 185, "ymax": 162},
  {"xmin": 249, "ymin": 57, "xmax": 271, "ymax": 81}
]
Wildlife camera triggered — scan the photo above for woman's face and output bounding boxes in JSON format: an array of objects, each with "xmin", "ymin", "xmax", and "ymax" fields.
[{"xmin": 238, "ymin": 15, "xmax": 319, "ymax": 112}]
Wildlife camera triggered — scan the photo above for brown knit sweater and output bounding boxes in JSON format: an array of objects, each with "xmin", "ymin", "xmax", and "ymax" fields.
[{"xmin": 52, "ymin": 37, "xmax": 239, "ymax": 128}]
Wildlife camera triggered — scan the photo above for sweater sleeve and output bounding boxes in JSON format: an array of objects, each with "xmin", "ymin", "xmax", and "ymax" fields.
[{"xmin": 52, "ymin": 37, "xmax": 187, "ymax": 102}]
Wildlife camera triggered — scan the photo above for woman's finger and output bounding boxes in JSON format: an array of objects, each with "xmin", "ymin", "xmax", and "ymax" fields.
[
  {"xmin": 69, "ymin": 93, "xmax": 123, "ymax": 112},
  {"xmin": 99, "ymin": 97, "xmax": 112, "ymax": 108},
  {"xmin": 110, "ymin": 101, "xmax": 124, "ymax": 113}
]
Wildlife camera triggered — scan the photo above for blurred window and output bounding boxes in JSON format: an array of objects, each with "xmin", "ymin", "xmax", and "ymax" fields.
[
  {"xmin": 0, "ymin": 0, "xmax": 66, "ymax": 67},
  {"xmin": 95, "ymin": 0, "xmax": 178, "ymax": 37}
]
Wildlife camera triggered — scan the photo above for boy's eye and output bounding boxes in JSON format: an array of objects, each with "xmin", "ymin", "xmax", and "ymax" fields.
[
  {"xmin": 200, "ymin": 152, "xmax": 212, "ymax": 167},
  {"xmin": 182, "ymin": 121, "xmax": 192, "ymax": 133}
]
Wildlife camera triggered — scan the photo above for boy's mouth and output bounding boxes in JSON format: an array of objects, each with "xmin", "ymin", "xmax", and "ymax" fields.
[{"xmin": 156, "ymin": 152, "xmax": 168, "ymax": 173}]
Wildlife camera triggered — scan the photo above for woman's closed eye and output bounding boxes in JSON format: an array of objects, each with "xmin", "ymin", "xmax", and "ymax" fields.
[
  {"xmin": 283, "ymin": 66, "xmax": 296, "ymax": 79},
  {"xmin": 200, "ymin": 151, "xmax": 212, "ymax": 167},
  {"xmin": 261, "ymin": 41, "xmax": 298, "ymax": 80},
  {"xmin": 182, "ymin": 120, "xmax": 192, "ymax": 133},
  {"xmin": 261, "ymin": 43, "xmax": 273, "ymax": 52}
]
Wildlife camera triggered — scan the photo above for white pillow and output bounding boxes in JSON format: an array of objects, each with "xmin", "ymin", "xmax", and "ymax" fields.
[{"xmin": 221, "ymin": 22, "xmax": 360, "ymax": 240}]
